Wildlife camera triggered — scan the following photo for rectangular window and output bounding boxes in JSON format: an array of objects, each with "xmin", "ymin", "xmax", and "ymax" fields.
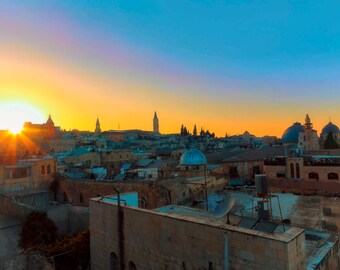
[{"xmin": 41, "ymin": 165, "xmax": 45, "ymax": 175}]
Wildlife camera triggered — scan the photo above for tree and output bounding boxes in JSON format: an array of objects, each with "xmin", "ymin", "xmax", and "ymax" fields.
[
  {"xmin": 200, "ymin": 127, "xmax": 205, "ymax": 136},
  {"xmin": 183, "ymin": 126, "xmax": 188, "ymax": 136},
  {"xmin": 180, "ymin": 124, "xmax": 184, "ymax": 135},
  {"xmin": 324, "ymin": 132, "xmax": 339, "ymax": 149},
  {"xmin": 193, "ymin": 125, "xmax": 197, "ymax": 136},
  {"xmin": 44, "ymin": 230, "xmax": 90, "ymax": 270},
  {"xmin": 20, "ymin": 211, "xmax": 57, "ymax": 249}
]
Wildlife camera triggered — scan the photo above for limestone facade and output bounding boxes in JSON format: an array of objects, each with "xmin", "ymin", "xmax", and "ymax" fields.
[
  {"xmin": 0, "ymin": 157, "xmax": 56, "ymax": 193},
  {"xmin": 90, "ymin": 198, "xmax": 306, "ymax": 270}
]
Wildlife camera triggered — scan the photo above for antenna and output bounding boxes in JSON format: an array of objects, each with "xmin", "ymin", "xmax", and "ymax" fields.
[{"xmin": 212, "ymin": 193, "xmax": 235, "ymax": 218}]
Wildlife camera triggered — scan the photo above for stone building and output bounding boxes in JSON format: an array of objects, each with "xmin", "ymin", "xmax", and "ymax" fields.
[
  {"xmin": 23, "ymin": 114, "xmax": 58, "ymax": 139},
  {"xmin": 297, "ymin": 114, "xmax": 319, "ymax": 151},
  {"xmin": 319, "ymin": 121, "xmax": 340, "ymax": 149},
  {"xmin": 263, "ymin": 115, "xmax": 340, "ymax": 194},
  {"xmin": 0, "ymin": 157, "xmax": 56, "ymax": 193},
  {"xmin": 264, "ymin": 155, "xmax": 340, "ymax": 194},
  {"xmin": 90, "ymin": 193, "xmax": 308, "ymax": 270},
  {"xmin": 179, "ymin": 148, "xmax": 208, "ymax": 177},
  {"xmin": 43, "ymin": 137, "xmax": 76, "ymax": 153}
]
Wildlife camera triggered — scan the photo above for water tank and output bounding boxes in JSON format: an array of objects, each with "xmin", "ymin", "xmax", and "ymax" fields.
[{"xmin": 255, "ymin": 174, "xmax": 269, "ymax": 196}]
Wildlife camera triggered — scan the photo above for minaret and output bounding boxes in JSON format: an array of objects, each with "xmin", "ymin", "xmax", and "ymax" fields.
[
  {"xmin": 301, "ymin": 113, "xmax": 319, "ymax": 151},
  {"xmin": 95, "ymin": 117, "xmax": 101, "ymax": 136},
  {"xmin": 153, "ymin": 111, "xmax": 159, "ymax": 134},
  {"xmin": 305, "ymin": 114, "xmax": 312, "ymax": 130}
]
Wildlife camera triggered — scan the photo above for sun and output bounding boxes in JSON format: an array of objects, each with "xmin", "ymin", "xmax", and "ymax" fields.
[{"xmin": 0, "ymin": 102, "xmax": 45, "ymax": 134}]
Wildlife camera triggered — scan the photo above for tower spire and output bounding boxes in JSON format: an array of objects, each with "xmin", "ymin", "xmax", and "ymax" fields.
[
  {"xmin": 305, "ymin": 113, "xmax": 312, "ymax": 129},
  {"xmin": 95, "ymin": 116, "xmax": 101, "ymax": 135},
  {"xmin": 153, "ymin": 111, "xmax": 159, "ymax": 134}
]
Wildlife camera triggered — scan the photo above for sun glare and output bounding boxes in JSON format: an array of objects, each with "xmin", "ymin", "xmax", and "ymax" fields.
[{"xmin": 0, "ymin": 102, "xmax": 45, "ymax": 134}]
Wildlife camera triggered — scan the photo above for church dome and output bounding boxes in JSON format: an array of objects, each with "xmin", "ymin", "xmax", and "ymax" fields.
[
  {"xmin": 180, "ymin": 148, "xmax": 207, "ymax": 166},
  {"xmin": 321, "ymin": 122, "xmax": 340, "ymax": 135},
  {"xmin": 282, "ymin": 122, "xmax": 305, "ymax": 144}
]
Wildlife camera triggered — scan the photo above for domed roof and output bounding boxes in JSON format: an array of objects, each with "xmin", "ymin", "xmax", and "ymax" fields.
[
  {"xmin": 180, "ymin": 148, "xmax": 207, "ymax": 166},
  {"xmin": 321, "ymin": 122, "xmax": 340, "ymax": 135},
  {"xmin": 282, "ymin": 122, "xmax": 305, "ymax": 144}
]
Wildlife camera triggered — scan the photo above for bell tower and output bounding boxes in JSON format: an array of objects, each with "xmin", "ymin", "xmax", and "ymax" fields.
[
  {"xmin": 95, "ymin": 117, "xmax": 101, "ymax": 136},
  {"xmin": 153, "ymin": 111, "xmax": 159, "ymax": 134}
]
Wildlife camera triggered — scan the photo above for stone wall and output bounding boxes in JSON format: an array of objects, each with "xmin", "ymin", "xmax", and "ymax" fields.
[
  {"xmin": 90, "ymin": 199, "xmax": 306, "ymax": 270},
  {"xmin": 268, "ymin": 178, "xmax": 340, "ymax": 195},
  {"xmin": 0, "ymin": 194, "xmax": 35, "ymax": 221},
  {"xmin": 48, "ymin": 205, "xmax": 89, "ymax": 235},
  {"xmin": 58, "ymin": 177, "xmax": 227, "ymax": 210},
  {"xmin": 58, "ymin": 180, "xmax": 171, "ymax": 209}
]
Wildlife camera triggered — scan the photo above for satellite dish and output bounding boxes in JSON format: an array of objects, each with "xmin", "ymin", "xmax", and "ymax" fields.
[{"xmin": 212, "ymin": 193, "xmax": 235, "ymax": 218}]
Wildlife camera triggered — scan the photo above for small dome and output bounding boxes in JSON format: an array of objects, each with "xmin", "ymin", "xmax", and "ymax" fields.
[
  {"xmin": 180, "ymin": 148, "xmax": 207, "ymax": 166},
  {"xmin": 282, "ymin": 122, "xmax": 304, "ymax": 144},
  {"xmin": 321, "ymin": 122, "xmax": 340, "ymax": 135}
]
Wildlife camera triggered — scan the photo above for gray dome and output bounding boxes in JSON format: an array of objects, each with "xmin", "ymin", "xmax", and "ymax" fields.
[
  {"xmin": 321, "ymin": 122, "xmax": 340, "ymax": 135},
  {"xmin": 180, "ymin": 148, "xmax": 207, "ymax": 166},
  {"xmin": 282, "ymin": 122, "xmax": 304, "ymax": 144}
]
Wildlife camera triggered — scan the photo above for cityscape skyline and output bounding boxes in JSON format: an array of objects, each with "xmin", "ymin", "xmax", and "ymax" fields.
[{"xmin": 2, "ymin": 1, "xmax": 340, "ymax": 137}]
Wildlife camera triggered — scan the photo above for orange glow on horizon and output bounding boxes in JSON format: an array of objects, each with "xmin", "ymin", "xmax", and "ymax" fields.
[{"xmin": 2, "ymin": 45, "xmax": 340, "ymax": 138}]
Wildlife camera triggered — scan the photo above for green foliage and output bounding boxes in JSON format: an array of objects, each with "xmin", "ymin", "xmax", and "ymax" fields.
[
  {"xmin": 20, "ymin": 211, "xmax": 57, "ymax": 249},
  {"xmin": 324, "ymin": 132, "xmax": 339, "ymax": 149},
  {"xmin": 45, "ymin": 230, "xmax": 90, "ymax": 270}
]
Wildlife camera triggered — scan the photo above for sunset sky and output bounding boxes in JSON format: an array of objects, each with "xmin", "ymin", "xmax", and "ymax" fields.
[{"xmin": 1, "ymin": 1, "xmax": 340, "ymax": 137}]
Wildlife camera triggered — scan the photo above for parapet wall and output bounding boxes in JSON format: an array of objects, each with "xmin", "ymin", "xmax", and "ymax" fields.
[
  {"xmin": 90, "ymin": 199, "xmax": 305, "ymax": 270},
  {"xmin": 0, "ymin": 193, "xmax": 35, "ymax": 221}
]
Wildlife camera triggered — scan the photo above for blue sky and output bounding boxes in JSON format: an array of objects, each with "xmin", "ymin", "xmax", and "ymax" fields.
[{"xmin": 1, "ymin": 0, "xmax": 340, "ymax": 135}]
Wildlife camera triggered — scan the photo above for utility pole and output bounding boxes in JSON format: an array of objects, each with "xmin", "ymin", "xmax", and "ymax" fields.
[{"xmin": 114, "ymin": 188, "xmax": 124, "ymax": 270}]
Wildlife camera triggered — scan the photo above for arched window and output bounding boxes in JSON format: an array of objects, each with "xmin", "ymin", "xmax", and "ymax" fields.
[
  {"xmin": 41, "ymin": 165, "xmax": 46, "ymax": 175},
  {"xmin": 290, "ymin": 163, "xmax": 295, "ymax": 178},
  {"xmin": 309, "ymin": 172, "xmax": 319, "ymax": 181},
  {"xmin": 128, "ymin": 261, "xmax": 137, "ymax": 270},
  {"xmin": 47, "ymin": 164, "xmax": 51, "ymax": 174},
  {"xmin": 328, "ymin": 173, "xmax": 339, "ymax": 180},
  {"xmin": 109, "ymin": 252, "xmax": 118, "ymax": 270},
  {"xmin": 140, "ymin": 197, "xmax": 147, "ymax": 209},
  {"xmin": 295, "ymin": 163, "xmax": 300, "ymax": 178},
  {"xmin": 80, "ymin": 193, "xmax": 84, "ymax": 203}
]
